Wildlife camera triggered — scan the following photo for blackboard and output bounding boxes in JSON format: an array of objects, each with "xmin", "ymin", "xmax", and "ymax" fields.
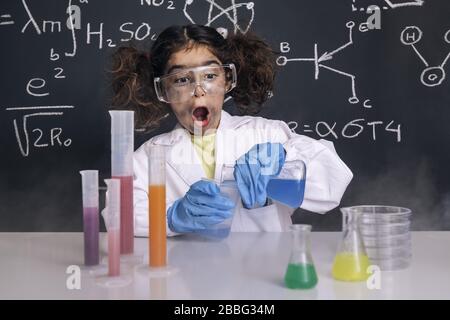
[{"xmin": 1, "ymin": 0, "xmax": 449, "ymax": 231}]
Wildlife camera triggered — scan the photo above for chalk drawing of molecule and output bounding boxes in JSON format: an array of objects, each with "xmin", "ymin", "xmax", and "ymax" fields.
[
  {"xmin": 277, "ymin": 21, "xmax": 371, "ymax": 107},
  {"xmin": 183, "ymin": 0, "xmax": 254, "ymax": 34},
  {"xmin": 401, "ymin": 26, "xmax": 450, "ymax": 87}
]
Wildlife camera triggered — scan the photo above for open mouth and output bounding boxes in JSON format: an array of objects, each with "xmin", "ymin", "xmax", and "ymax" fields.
[{"xmin": 192, "ymin": 106, "xmax": 210, "ymax": 127}]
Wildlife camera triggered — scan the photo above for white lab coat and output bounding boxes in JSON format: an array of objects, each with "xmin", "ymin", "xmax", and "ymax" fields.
[{"xmin": 133, "ymin": 110, "xmax": 353, "ymax": 237}]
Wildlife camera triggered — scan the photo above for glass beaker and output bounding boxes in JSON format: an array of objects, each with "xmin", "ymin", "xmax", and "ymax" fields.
[
  {"xmin": 284, "ymin": 224, "xmax": 318, "ymax": 289},
  {"xmin": 332, "ymin": 207, "xmax": 372, "ymax": 282},
  {"xmin": 196, "ymin": 178, "xmax": 240, "ymax": 240}
]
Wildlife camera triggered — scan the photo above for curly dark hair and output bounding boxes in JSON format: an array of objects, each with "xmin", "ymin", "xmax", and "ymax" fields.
[{"xmin": 110, "ymin": 24, "xmax": 277, "ymax": 131}]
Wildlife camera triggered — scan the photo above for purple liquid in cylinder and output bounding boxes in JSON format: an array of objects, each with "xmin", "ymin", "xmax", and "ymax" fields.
[{"xmin": 83, "ymin": 207, "xmax": 99, "ymax": 266}]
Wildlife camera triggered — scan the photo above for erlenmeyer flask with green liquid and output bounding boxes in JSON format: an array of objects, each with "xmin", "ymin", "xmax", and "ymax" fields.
[
  {"xmin": 284, "ymin": 224, "xmax": 318, "ymax": 289},
  {"xmin": 332, "ymin": 207, "xmax": 372, "ymax": 282}
]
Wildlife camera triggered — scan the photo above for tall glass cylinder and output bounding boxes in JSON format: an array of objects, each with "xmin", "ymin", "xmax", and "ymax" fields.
[
  {"xmin": 110, "ymin": 110, "xmax": 134, "ymax": 254},
  {"xmin": 148, "ymin": 145, "xmax": 167, "ymax": 268}
]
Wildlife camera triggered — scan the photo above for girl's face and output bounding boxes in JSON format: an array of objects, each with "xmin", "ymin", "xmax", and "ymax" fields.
[{"xmin": 164, "ymin": 45, "xmax": 228, "ymax": 136}]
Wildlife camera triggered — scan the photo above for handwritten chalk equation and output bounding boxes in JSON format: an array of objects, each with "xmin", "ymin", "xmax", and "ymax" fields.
[
  {"xmin": 277, "ymin": 21, "xmax": 372, "ymax": 108},
  {"xmin": 5, "ymin": 106, "xmax": 74, "ymax": 157},
  {"xmin": 288, "ymin": 119, "xmax": 402, "ymax": 142},
  {"xmin": 7, "ymin": 0, "xmax": 179, "ymax": 158},
  {"xmin": 20, "ymin": 0, "xmax": 175, "ymax": 56},
  {"xmin": 401, "ymin": 26, "xmax": 450, "ymax": 87}
]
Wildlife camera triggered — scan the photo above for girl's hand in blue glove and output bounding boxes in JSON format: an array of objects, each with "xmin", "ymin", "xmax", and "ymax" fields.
[
  {"xmin": 167, "ymin": 180, "xmax": 235, "ymax": 233},
  {"xmin": 233, "ymin": 142, "xmax": 286, "ymax": 209}
]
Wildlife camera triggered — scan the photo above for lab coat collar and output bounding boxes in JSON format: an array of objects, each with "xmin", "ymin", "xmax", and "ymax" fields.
[{"xmin": 154, "ymin": 110, "xmax": 251, "ymax": 186}]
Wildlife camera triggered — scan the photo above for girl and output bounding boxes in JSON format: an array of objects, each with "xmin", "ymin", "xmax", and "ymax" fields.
[{"xmin": 110, "ymin": 24, "xmax": 353, "ymax": 237}]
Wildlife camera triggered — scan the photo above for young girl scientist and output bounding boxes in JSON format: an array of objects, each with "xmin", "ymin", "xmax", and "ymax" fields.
[{"xmin": 111, "ymin": 24, "xmax": 353, "ymax": 236}]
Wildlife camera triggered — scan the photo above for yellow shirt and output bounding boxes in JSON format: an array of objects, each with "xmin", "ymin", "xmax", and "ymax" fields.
[{"xmin": 191, "ymin": 133, "xmax": 216, "ymax": 179}]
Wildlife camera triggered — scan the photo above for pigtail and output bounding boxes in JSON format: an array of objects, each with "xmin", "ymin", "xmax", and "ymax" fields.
[
  {"xmin": 110, "ymin": 45, "xmax": 170, "ymax": 131},
  {"xmin": 226, "ymin": 31, "xmax": 278, "ymax": 115}
]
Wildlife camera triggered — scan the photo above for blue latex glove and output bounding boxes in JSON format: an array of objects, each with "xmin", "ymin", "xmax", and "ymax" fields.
[
  {"xmin": 233, "ymin": 142, "xmax": 286, "ymax": 209},
  {"xmin": 167, "ymin": 180, "xmax": 235, "ymax": 233}
]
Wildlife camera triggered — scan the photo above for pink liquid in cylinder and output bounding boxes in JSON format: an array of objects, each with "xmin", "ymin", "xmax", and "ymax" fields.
[
  {"xmin": 112, "ymin": 175, "xmax": 134, "ymax": 254},
  {"xmin": 108, "ymin": 228, "xmax": 120, "ymax": 277}
]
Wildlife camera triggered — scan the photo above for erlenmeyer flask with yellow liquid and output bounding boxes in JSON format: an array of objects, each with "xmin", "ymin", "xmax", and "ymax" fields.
[{"xmin": 332, "ymin": 207, "xmax": 371, "ymax": 282}]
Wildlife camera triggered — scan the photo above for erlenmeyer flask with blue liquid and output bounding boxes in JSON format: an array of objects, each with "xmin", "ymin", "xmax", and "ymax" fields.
[
  {"xmin": 222, "ymin": 159, "xmax": 306, "ymax": 209},
  {"xmin": 266, "ymin": 160, "xmax": 306, "ymax": 208}
]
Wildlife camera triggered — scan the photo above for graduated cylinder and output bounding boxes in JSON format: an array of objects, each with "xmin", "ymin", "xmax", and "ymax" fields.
[
  {"xmin": 110, "ymin": 110, "xmax": 134, "ymax": 255},
  {"xmin": 147, "ymin": 145, "xmax": 167, "ymax": 267}
]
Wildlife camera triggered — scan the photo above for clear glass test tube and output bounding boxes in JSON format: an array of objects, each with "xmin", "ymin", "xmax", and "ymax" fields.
[
  {"xmin": 110, "ymin": 110, "xmax": 134, "ymax": 255},
  {"xmin": 80, "ymin": 170, "xmax": 99, "ymax": 266}
]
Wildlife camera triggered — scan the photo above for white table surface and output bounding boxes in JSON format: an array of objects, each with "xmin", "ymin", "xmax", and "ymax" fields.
[{"xmin": 0, "ymin": 232, "xmax": 449, "ymax": 300}]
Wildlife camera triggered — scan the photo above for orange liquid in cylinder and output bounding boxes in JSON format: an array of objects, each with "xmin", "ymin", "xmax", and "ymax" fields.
[{"xmin": 148, "ymin": 185, "xmax": 166, "ymax": 267}]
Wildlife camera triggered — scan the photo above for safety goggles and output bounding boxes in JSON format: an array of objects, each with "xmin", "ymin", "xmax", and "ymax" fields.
[{"xmin": 154, "ymin": 63, "xmax": 237, "ymax": 103}]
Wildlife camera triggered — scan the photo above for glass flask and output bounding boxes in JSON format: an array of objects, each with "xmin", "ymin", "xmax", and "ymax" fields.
[
  {"xmin": 284, "ymin": 224, "xmax": 318, "ymax": 289},
  {"xmin": 332, "ymin": 207, "xmax": 372, "ymax": 281},
  {"xmin": 266, "ymin": 160, "xmax": 306, "ymax": 208},
  {"xmin": 222, "ymin": 159, "xmax": 307, "ymax": 209}
]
